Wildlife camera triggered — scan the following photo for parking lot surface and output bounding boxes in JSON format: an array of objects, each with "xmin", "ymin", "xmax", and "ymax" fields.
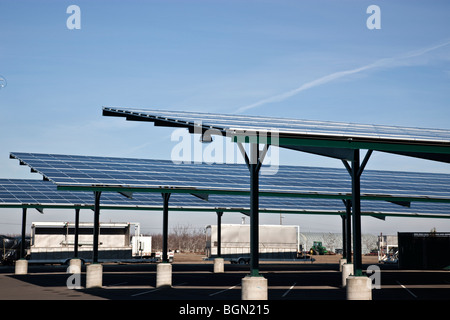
[{"xmin": 1, "ymin": 255, "xmax": 449, "ymax": 302}]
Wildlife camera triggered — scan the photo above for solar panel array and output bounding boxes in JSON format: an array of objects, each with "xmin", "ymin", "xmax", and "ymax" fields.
[
  {"xmin": 103, "ymin": 107, "xmax": 450, "ymax": 144},
  {"xmin": 10, "ymin": 152, "xmax": 450, "ymax": 202},
  {"xmin": 2, "ymin": 178, "xmax": 450, "ymax": 218},
  {"xmin": 0, "ymin": 179, "xmax": 206, "ymax": 208}
]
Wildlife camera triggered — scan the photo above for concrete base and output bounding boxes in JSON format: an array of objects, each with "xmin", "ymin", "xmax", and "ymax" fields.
[
  {"xmin": 156, "ymin": 263, "xmax": 172, "ymax": 288},
  {"xmin": 68, "ymin": 258, "xmax": 82, "ymax": 274},
  {"xmin": 341, "ymin": 263, "xmax": 353, "ymax": 287},
  {"xmin": 213, "ymin": 258, "xmax": 224, "ymax": 273},
  {"xmin": 14, "ymin": 259, "xmax": 28, "ymax": 275},
  {"xmin": 346, "ymin": 276, "xmax": 372, "ymax": 300},
  {"xmin": 86, "ymin": 263, "xmax": 103, "ymax": 289},
  {"xmin": 241, "ymin": 276, "xmax": 268, "ymax": 300},
  {"xmin": 339, "ymin": 258, "xmax": 347, "ymax": 272}
]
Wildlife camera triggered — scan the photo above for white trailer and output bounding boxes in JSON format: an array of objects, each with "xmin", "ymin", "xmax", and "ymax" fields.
[
  {"xmin": 28, "ymin": 221, "xmax": 137, "ymax": 264},
  {"xmin": 132, "ymin": 235, "xmax": 152, "ymax": 258},
  {"xmin": 205, "ymin": 224, "xmax": 300, "ymax": 262}
]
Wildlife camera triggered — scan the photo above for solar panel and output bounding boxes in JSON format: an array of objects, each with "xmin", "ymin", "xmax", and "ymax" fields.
[
  {"xmin": 9, "ymin": 152, "xmax": 450, "ymax": 202},
  {"xmin": 103, "ymin": 107, "xmax": 450, "ymax": 145},
  {"xmin": 1, "ymin": 179, "xmax": 449, "ymax": 218}
]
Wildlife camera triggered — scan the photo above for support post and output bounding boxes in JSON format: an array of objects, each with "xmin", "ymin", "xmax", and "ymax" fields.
[
  {"xmin": 157, "ymin": 193, "xmax": 172, "ymax": 287},
  {"xmin": 20, "ymin": 208, "xmax": 27, "ymax": 259},
  {"xmin": 216, "ymin": 211, "xmax": 223, "ymax": 258},
  {"xmin": 249, "ymin": 143, "xmax": 260, "ymax": 277},
  {"xmin": 341, "ymin": 214, "xmax": 346, "ymax": 260},
  {"xmin": 344, "ymin": 199, "xmax": 352, "ymax": 263},
  {"xmin": 162, "ymin": 193, "xmax": 171, "ymax": 263},
  {"xmin": 93, "ymin": 191, "xmax": 101, "ymax": 264},
  {"xmin": 74, "ymin": 208, "xmax": 80, "ymax": 258},
  {"xmin": 15, "ymin": 208, "xmax": 28, "ymax": 275},
  {"xmin": 351, "ymin": 150, "xmax": 362, "ymax": 276},
  {"xmin": 238, "ymin": 140, "xmax": 268, "ymax": 300},
  {"xmin": 213, "ymin": 211, "xmax": 225, "ymax": 273}
]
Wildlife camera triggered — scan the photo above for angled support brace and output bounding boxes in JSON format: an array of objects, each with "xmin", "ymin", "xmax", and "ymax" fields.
[
  {"xmin": 358, "ymin": 150, "xmax": 373, "ymax": 178},
  {"xmin": 342, "ymin": 149, "xmax": 373, "ymax": 176},
  {"xmin": 237, "ymin": 142, "xmax": 250, "ymax": 169}
]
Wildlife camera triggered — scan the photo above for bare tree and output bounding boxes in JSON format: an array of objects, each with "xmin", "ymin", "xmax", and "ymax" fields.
[{"xmin": 149, "ymin": 224, "xmax": 206, "ymax": 253}]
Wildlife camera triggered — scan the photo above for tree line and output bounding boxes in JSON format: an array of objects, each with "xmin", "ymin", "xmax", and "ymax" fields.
[{"xmin": 149, "ymin": 224, "xmax": 206, "ymax": 253}]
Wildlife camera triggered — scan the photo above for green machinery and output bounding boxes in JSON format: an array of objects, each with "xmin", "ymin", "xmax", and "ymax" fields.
[{"xmin": 310, "ymin": 241, "xmax": 328, "ymax": 255}]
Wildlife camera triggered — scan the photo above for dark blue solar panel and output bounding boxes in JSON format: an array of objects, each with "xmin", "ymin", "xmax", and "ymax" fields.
[
  {"xmin": 9, "ymin": 152, "xmax": 450, "ymax": 203},
  {"xmin": 1, "ymin": 179, "xmax": 450, "ymax": 217}
]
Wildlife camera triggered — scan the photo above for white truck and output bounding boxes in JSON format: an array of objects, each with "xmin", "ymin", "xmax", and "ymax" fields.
[
  {"xmin": 205, "ymin": 224, "xmax": 300, "ymax": 263},
  {"xmin": 28, "ymin": 221, "xmax": 142, "ymax": 264},
  {"xmin": 132, "ymin": 235, "xmax": 152, "ymax": 259}
]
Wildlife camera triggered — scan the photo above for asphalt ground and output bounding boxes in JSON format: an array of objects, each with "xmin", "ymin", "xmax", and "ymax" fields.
[{"xmin": 0, "ymin": 257, "xmax": 449, "ymax": 318}]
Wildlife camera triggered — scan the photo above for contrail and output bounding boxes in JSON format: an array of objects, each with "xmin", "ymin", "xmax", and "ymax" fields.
[{"xmin": 235, "ymin": 39, "xmax": 450, "ymax": 113}]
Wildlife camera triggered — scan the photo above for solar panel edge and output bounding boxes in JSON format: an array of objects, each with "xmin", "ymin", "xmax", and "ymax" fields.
[{"xmin": 102, "ymin": 107, "xmax": 450, "ymax": 144}]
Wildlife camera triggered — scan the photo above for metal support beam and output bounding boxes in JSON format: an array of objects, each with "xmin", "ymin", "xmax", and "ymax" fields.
[
  {"xmin": 74, "ymin": 208, "xmax": 80, "ymax": 258},
  {"xmin": 341, "ymin": 214, "xmax": 346, "ymax": 259},
  {"xmin": 342, "ymin": 199, "xmax": 352, "ymax": 262},
  {"xmin": 216, "ymin": 211, "xmax": 223, "ymax": 258},
  {"xmin": 358, "ymin": 150, "xmax": 373, "ymax": 178},
  {"xmin": 93, "ymin": 191, "xmax": 101, "ymax": 264},
  {"xmin": 249, "ymin": 143, "xmax": 261, "ymax": 277},
  {"xmin": 20, "ymin": 208, "xmax": 27, "ymax": 259},
  {"xmin": 162, "ymin": 193, "xmax": 171, "ymax": 263},
  {"xmin": 351, "ymin": 150, "xmax": 363, "ymax": 276},
  {"xmin": 238, "ymin": 141, "xmax": 266, "ymax": 276}
]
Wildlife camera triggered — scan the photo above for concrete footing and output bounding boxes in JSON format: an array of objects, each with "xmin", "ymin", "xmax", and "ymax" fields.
[
  {"xmin": 241, "ymin": 276, "xmax": 268, "ymax": 300},
  {"xmin": 156, "ymin": 263, "xmax": 172, "ymax": 288},
  {"xmin": 68, "ymin": 258, "xmax": 82, "ymax": 274},
  {"xmin": 341, "ymin": 263, "xmax": 353, "ymax": 287},
  {"xmin": 86, "ymin": 263, "xmax": 103, "ymax": 289},
  {"xmin": 213, "ymin": 258, "xmax": 224, "ymax": 273},
  {"xmin": 346, "ymin": 276, "xmax": 372, "ymax": 300},
  {"xmin": 339, "ymin": 258, "xmax": 347, "ymax": 272},
  {"xmin": 14, "ymin": 259, "xmax": 28, "ymax": 275}
]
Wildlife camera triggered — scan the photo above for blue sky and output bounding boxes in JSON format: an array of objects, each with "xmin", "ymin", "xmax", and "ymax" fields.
[{"xmin": 0, "ymin": 0, "xmax": 449, "ymax": 235}]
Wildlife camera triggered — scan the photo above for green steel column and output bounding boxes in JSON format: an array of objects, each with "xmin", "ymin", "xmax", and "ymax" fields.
[
  {"xmin": 249, "ymin": 143, "xmax": 260, "ymax": 277},
  {"xmin": 93, "ymin": 191, "xmax": 101, "ymax": 264},
  {"xmin": 217, "ymin": 211, "xmax": 223, "ymax": 258},
  {"xmin": 162, "ymin": 193, "xmax": 171, "ymax": 263},
  {"xmin": 345, "ymin": 200, "xmax": 352, "ymax": 262},
  {"xmin": 74, "ymin": 208, "xmax": 80, "ymax": 258},
  {"xmin": 351, "ymin": 150, "xmax": 362, "ymax": 276},
  {"xmin": 20, "ymin": 208, "xmax": 27, "ymax": 259},
  {"xmin": 341, "ymin": 214, "xmax": 346, "ymax": 260}
]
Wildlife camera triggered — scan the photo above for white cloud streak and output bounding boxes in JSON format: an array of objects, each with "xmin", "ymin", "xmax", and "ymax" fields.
[{"xmin": 235, "ymin": 39, "xmax": 450, "ymax": 113}]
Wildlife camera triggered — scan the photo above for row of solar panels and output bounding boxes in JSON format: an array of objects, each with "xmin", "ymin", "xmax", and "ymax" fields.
[
  {"xmin": 2, "ymin": 107, "xmax": 450, "ymax": 219},
  {"xmin": 10, "ymin": 152, "xmax": 450, "ymax": 201},
  {"xmin": 1, "ymin": 151, "xmax": 449, "ymax": 219},
  {"xmin": 103, "ymin": 107, "xmax": 450, "ymax": 143},
  {"xmin": 1, "ymin": 178, "xmax": 450, "ymax": 218}
]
